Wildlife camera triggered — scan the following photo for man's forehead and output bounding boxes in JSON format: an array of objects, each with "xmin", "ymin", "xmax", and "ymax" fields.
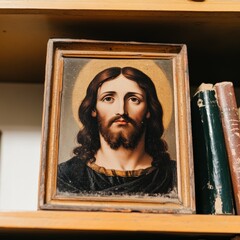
[{"xmin": 98, "ymin": 75, "xmax": 144, "ymax": 94}]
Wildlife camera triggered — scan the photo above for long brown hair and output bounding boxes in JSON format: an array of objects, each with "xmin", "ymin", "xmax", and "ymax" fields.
[{"xmin": 73, "ymin": 66, "xmax": 171, "ymax": 166}]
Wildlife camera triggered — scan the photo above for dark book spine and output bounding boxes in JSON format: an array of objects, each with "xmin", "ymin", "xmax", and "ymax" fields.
[
  {"xmin": 215, "ymin": 82, "xmax": 240, "ymax": 214},
  {"xmin": 191, "ymin": 88, "xmax": 235, "ymax": 214}
]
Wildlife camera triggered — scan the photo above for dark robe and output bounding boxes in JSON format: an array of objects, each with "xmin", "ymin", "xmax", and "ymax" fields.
[
  {"xmin": 57, "ymin": 156, "xmax": 177, "ymax": 195},
  {"xmin": 57, "ymin": 157, "xmax": 176, "ymax": 194}
]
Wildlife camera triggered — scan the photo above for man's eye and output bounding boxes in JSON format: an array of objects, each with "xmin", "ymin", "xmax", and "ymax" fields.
[
  {"xmin": 102, "ymin": 96, "xmax": 114, "ymax": 103},
  {"xmin": 129, "ymin": 97, "xmax": 140, "ymax": 104}
]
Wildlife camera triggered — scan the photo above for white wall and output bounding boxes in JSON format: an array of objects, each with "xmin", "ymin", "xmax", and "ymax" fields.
[{"xmin": 0, "ymin": 83, "xmax": 43, "ymax": 211}]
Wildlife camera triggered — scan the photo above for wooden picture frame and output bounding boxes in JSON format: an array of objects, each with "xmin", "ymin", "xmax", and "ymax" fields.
[{"xmin": 39, "ymin": 39, "xmax": 195, "ymax": 213}]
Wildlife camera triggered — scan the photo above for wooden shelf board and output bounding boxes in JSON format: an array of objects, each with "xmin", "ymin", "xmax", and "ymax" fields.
[
  {"xmin": 0, "ymin": 0, "xmax": 240, "ymax": 12},
  {"xmin": 0, "ymin": 211, "xmax": 239, "ymax": 234}
]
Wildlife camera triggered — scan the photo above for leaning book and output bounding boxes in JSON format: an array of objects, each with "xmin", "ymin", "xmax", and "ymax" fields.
[
  {"xmin": 215, "ymin": 81, "xmax": 240, "ymax": 215},
  {"xmin": 191, "ymin": 83, "xmax": 235, "ymax": 214}
]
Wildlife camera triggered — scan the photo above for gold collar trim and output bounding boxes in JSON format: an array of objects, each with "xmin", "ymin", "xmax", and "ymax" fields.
[{"xmin": 87, "ymin": 160, "xmax": 155, "ymax": 177}]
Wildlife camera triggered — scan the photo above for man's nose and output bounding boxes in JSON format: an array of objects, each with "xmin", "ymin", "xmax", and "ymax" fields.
[{"xmin": 116, "ymin": 99, "xmax": 127, "ymax": 115}]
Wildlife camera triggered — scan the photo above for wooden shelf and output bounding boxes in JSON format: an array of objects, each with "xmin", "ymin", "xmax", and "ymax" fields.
[
  {"xmin": 0, "ymin": 0, "xmax": 240, "ymax": 12},
  {"xmin": 0, "ymin": 211, "xmax": 239, "ymax": 235}
]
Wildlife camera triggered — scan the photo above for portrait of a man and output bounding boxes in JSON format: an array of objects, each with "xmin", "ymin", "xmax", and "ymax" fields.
[
  {"xmin": 57, "ymin": 65, "xmax": 177, "ymax": 196},
  {"xmin": 39, "ymin": 40, "xmax": 195, "ymax": 213}
]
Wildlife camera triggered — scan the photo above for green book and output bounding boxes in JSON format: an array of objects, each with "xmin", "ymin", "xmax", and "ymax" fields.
[{"xmin": 191, "ymin": 83, "xmax": 235, "ymax": 214}]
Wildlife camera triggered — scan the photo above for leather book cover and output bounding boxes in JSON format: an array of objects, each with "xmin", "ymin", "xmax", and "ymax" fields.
[
  {"xmin": 215, "ymin": 81, "xmax": 240, "ymax": 214},
  {"xmin": 191, "ymin": 83, "xmax": 235, "ymax": 214}
]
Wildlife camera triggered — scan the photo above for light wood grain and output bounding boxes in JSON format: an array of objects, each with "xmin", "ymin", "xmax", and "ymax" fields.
[
  {"xmin": 0, "ymin": 0, "xmax": 240, "ymax": 12},
  {"xmin": 0, "ymin": 211, "xmax": 239, "ymax": 234}
]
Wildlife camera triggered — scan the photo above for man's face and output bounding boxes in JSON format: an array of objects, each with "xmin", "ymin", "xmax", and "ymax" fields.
[{"xmin": 92, "ymin": 74, "xmax": 150, "ymax": 149}]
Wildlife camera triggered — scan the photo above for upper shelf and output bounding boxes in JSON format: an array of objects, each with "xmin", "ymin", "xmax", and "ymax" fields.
[
  {"xmin": 0, "ymin": 1, "xmax": 240, "ymax": 86},
  {"xmin": 1, "ymin": 0, "xmax": 240, "ymax": 12}
]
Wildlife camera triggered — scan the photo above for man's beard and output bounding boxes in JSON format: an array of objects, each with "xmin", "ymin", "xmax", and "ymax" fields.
[{"xmin": 97, "ymin": 114, "xmax": 146, "ymax": 150}]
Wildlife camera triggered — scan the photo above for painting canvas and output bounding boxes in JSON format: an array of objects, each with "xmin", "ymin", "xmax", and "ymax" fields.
[{"xmin": 39, "ymin": 39, "xmax": 195, "ymax": 213}]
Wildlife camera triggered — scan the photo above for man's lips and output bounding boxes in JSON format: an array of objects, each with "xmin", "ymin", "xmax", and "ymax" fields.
[
  {"xmin": 108, "ymin": 114, "xmax": 134, "ymax": 127},
  {"xmin": 113, "ymin": 118, "xmax": 128, "ymax": 124}
]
